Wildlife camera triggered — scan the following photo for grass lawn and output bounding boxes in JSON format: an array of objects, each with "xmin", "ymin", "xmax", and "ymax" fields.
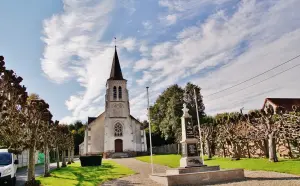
[
  {"xmin": 136, "ymin": 154, "xmax": 300, "ymax": 175},
  {"xmin": 36, "ymin": 160, "xmax": 135, "ymax": 186}
]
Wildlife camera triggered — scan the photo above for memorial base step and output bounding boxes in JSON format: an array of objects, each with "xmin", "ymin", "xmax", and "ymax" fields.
[
  {"xmin": 166, "ymin": 165, "xmax": 220, "ymax": 175},
  {"xmin": 149, "ymin": 168, "xmax": 245, "ymax": 186}
]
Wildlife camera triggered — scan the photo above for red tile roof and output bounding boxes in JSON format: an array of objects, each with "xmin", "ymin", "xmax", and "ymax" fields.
[{"xmin": 263, "ymin": 98, "xmax": 300, "ymax": 111}]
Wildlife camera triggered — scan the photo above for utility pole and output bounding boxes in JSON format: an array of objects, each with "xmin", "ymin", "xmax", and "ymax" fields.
[
  {"xmin": 146, "ymin": 87, "xmax": 154, "ymax": 174},
  {"xmin": 240, "ymin": 107, "xmax": 244, "ymax": 114},
  {"xmin": 194, "ymin": 88, "xmax": 205, "ymax": 165}
]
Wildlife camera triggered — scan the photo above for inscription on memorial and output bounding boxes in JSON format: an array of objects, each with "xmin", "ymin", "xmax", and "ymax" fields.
[
  {"xmin": 185, "ymin": 118, "xmax": 194, "ymax": 138},
  {"xmin": 187, "ymin": 143, "xmax": 198, "ymax": 157},
  {"xmin": 181, "ymin": 143, "xmax": 187, "ymax": 157}
]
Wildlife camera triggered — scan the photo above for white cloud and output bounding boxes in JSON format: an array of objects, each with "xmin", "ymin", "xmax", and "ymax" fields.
[
  {"xmin": 142, "ymin": 21, "xmax": 153, "ymax": 30},
  {"xmin": 139, "ymin": 42, "xmax": 149, "ymax": 57},
  {"xmin": 121, "ymin": 0, "xmax": 136, "ymax": 15},
  {"xmin": 158, "ymin": 0, "xmax": 231, "ymax": 24},
  {"xmin": 133, "ymin": 58, "xmax": 152, "ymax": 71},
  {"xmin": 42, "ymin": 0, "xmax": 300, "ymax": 123},
  {"xmin": 151, "ymin": 42, "xmax": 173, "ymax": 60},
  {"xmin": 132, "ymin": 0, "xmax": 300, "ymax": 119},
  {"xmin": 160, "ymin": 14, "xmax": 177, "ymax": 25},
  {"xmin": 41, "ymin": 0, "xmax": 139, "ymax": 123}
]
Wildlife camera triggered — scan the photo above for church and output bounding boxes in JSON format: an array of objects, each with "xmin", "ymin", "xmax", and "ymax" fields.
[{"xmin": 80, "ymin": 47, "xmax": 148, "ymax": 158}]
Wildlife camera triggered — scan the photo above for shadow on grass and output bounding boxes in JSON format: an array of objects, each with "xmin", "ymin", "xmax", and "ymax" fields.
[{"xmin": 47, "ymin": 163, "xmax": 122, "ymax": 186}]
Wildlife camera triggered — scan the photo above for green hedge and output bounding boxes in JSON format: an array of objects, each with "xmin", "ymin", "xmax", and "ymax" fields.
[{"xmin": 79, "ymin": 155, "xmax": 102, "ymax": 167}]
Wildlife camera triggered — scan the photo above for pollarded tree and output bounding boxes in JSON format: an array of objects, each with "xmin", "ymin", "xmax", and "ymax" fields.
[
  {"xmin": 0, "ymin": 56, "xmax": 28, "ymax": 154},
  {"xmin": 52, "ymin": 121, "xmax": 61, "ymax": 169},
  {"xmin": 24, "ymin": 97, "xmax": 51, "ymax": 184},
  {"xmin": 215, "ymin": 112, "xmax": 245, "ymax": 160},
  {"xmin": 39, "ymin": 111, "xmax": 54, "ymax": 177},
  {"xmin": 278, "ymin": 106, "xmax": 300, "ymax": 157},
  {"xmin": 57, "ymin": 124, "xmax": 70, "ymax": 167},
  {"xmin": 194, "ymin": 116, "xmax": 216, "ymax": 159},
  {"xmin": 67, "ymin": 134, "xmax": 74, "ymax": 164},
  {"xmin": 245, "ymin": 106, "xmax": 284, "ymax": 162}
]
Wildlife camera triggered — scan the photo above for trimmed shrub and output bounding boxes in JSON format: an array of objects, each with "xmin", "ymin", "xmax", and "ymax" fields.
[{"xmin": 79, "ymin": 155, "xmax": 102, "ymax": 167}]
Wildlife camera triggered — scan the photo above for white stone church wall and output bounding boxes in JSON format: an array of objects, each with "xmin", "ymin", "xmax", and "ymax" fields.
[
  {"xmin": 134, "ymin": 120, "xmax": 142, "ymax": 152},
  {"xmin": 90, "ymin": 114, "xmax": 105, "ymax": 153},
  {"xmin": 104, "ymin": 117, "xmax": 136, "ymax": 152}
]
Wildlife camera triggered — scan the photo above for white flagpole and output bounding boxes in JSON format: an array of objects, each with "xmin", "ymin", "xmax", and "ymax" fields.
[
  {"xmin": 194, "ymin": 88, "xmax": 205, "ymax": 165},
  {"xmin": 146, "ymin": 87, "xmax": 154, "ymax": 174}
]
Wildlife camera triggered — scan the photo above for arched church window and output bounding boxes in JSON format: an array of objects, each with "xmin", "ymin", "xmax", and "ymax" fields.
[
  {"xmin": 113, "ymin": 86, "xmax": 117, "ymax": 99},
  {"xmin": 114, "ymin": 123, "xmax": 123, "ymax": 137},
  {"xmin": 118, "ymin": 86, "xmax": 122, "ymax": 99}
]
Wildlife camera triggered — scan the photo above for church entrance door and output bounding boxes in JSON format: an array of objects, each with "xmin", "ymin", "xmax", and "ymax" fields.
[{"xmin": 115, "ymin": 139, "xmax": 123, "ymax": 152}]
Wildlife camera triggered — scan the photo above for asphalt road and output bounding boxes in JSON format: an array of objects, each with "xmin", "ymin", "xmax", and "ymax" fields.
[{"xmin": 16, "ymin": 163, "xmax": 57, "ymax": 186}]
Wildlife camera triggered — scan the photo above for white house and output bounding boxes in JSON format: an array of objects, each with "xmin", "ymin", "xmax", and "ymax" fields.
[{"xmin": 81, "ymin": 47, "xmax": 148, "ymax": 158}]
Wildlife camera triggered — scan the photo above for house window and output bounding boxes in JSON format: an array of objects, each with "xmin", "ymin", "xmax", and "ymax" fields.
[
  {"xmin": 113, "ymin": 86, "xmax": 117, "ymax": 99},
  {"xmin": 88, "ymin": 136, "xmax": 91, "ymax": 141},
  {"xmin": 118, "ymin": 86, "xmax": 122, "ymax": 99},
  {"xmin": 88, "ymin": 127, "xmax": 91, "ymax": 131},
  {"xmin": 114, "ymin": 123, "xmax": 123, "ymax": 137}
]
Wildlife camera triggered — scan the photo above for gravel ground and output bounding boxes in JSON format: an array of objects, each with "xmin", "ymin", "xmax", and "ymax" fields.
[
  {"xmin": 101, "ymin": 158, "xmax": 300, "ymax": 186},
  {"xmin": 101, "ymin": 158, "xmax": 168, "ymax": 186},
  {"xmin": 214, "ymin": 171, "xmax": 300, "ymax": 186}
]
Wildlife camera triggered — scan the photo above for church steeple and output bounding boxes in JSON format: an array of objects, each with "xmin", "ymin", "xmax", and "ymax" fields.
[{"xmin": 109, "ymin": 47, "xmax": 124, "ymax": 80}]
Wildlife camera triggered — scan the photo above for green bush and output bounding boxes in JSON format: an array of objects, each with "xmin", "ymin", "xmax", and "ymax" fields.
[{"xmin": 79, "ymin": 155, "xmax": 102, "ymax": 167}]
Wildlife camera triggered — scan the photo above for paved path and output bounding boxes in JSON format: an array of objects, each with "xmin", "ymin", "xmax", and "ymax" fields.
[
  {"xmin": 16, "ymin": 163, "xmax": 57, "ymax": 186},
  {"xmin": 215, "ymin": 170, "xmax": 300, "ymax": 186},
  {"xmin": 101, "ymin": 158, "xmax": 168, "ymax": 186},
  {"xmin": 102, "ymin": 158, "xmax": 300, "ymax": 186}
]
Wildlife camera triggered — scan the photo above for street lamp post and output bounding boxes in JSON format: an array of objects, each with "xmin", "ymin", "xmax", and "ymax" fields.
[
  {"xmin": 194, "ymin": 88, "xmax": 205, "ymax": 165},
  {"xmin": 146, "ymin": 87, "xmax": 154, "ymax": 174}
]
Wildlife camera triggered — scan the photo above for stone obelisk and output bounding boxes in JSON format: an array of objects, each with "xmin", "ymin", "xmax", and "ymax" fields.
[{"xmin": 180, "ymin": 103, "xmax": 203, "ymax": 167}]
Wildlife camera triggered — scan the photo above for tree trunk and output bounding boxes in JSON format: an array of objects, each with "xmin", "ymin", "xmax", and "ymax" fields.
[
  {"xmin": 246, "ymin": 141, "xmax": 251, "ymax": 158},
  {"xmin": 56, "ymin": 147, "xmax": 60, "ymax": 169},
  {"xmin": 231, "ymin": 142, "xmax": 240, "ymax": 160},
  {"xmin": 263, "ymin": 139, "xmax": 269, "ymax": 158},
  {"xmin": 286, "ymin": 139, "xmax": 293, "ymax": 159},
  {"xmin": 205, "ymin": 138, "xmax": 212, "ymax": 159},
  {"xmin": 222, "ymin": 144, "xmax": 226, "ymax": 157},
  {"xmin": 27, "ymin": 146, "xmax": 36, "ymax": 183},
  {"xmin": 211, "ymin": 142, "xmax": 216, "ymax": 156},
  {"xmin": 268, "ymin": 134, "xmax": 278, "ymax": 162},
  {"xmin": 67, "ymin": 148, "xmax": 71, "ymax": 164},
  {"xmin": 44, "ymin": 144, "xmax": 50, "ymax": 177},
  {"xmin": 71, "ymin": 147, "xmax": 75, "ymax": 163},
  {"xmin": 62, "ymin": 150, "xmax": 67, "ymax": 167}
]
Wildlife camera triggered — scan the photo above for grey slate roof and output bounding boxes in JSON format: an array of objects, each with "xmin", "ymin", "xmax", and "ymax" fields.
[{"xmin": 108, "ymin": 47, "xmax": 124, "ymax": 80}]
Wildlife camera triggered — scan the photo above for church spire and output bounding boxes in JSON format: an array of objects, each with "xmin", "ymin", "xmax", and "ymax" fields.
[{"xmin": 109, "ymin": 46, "xmax": 124, "ymax": 80}]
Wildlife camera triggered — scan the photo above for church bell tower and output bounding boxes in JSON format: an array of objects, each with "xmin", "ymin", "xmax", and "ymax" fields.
[{"xmin": 104, "ymin": 47, "xmax": 131, "ymax": 153}]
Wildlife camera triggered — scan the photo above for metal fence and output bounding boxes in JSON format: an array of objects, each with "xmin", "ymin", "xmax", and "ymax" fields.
[{"xmin": 152, "ymin": 144, "xmax": 181, "ymax": 154}]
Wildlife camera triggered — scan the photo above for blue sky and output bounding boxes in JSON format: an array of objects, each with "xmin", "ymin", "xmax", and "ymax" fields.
[{"xmin": 1, "ymin": 0, "xmax": 300, "ymax": 124}]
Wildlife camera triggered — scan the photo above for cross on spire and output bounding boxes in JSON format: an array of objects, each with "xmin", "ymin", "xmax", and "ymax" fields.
[
  {"xmin": 108, "ymin": 39, "xmax": 124, "ymax": 80},
  {"xmin": 114, "ymin": 37, "xmax": 117, "ymax": 48}
]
